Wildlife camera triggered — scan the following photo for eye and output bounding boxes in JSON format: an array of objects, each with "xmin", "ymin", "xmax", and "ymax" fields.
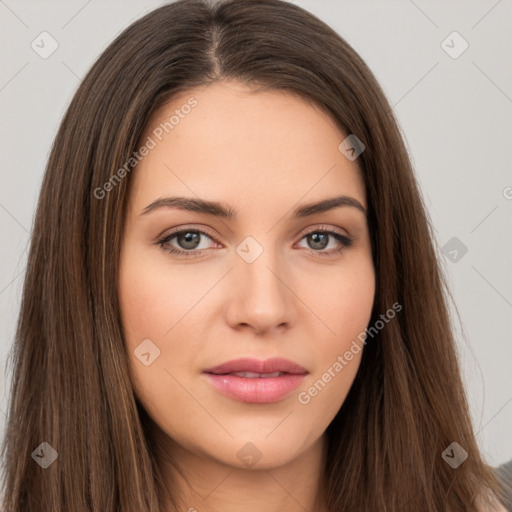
[
  {"xmin": 296, "ymin": 226, "xmax": 353, "ymax": 257},
  {"xmin": 156, "ymin": 228, "xmax": 218, "ymax": 257}
]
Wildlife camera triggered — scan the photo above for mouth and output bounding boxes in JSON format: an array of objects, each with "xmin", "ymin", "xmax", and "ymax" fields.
[
  {"xmin": 202, "ymin": 357, "xmax": 308, "ymax": 404},
  {"xmin": 216, "ymin": 371, "xmax": 286, "ymax": 378}
]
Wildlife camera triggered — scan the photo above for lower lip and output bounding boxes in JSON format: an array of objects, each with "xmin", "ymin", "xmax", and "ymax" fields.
[{"xmin": 204, "ymin": 373, "xmax": 306, "ymax": 403}]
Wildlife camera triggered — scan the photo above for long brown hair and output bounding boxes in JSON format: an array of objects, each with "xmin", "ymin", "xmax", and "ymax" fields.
[{"xmin": 1, "ymin": 0, "xmax": 503, "ymax": 510}]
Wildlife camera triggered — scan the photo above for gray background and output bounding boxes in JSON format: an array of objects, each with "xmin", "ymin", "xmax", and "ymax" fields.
[{"xmin": 1, "ymin": 0, "xmax": 511, "ymax": 468}]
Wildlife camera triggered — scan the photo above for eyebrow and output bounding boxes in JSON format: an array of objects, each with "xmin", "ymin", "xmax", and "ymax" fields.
[{"xmin": 141, "ymin": 195, "xmax": 367, "ymax": 218}]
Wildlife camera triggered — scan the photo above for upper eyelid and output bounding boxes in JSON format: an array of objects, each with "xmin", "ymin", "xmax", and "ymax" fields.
[
  {"xmin": 159, "ymin": 225, "xmax": 218, "ymax": 244},
  {"xmin": 300, "ymin": 224, "xmax": 349, "ymax": 237}
]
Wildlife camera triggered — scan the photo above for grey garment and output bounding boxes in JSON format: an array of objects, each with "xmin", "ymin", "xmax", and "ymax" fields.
[{"xmin": 496, "ymin": 459, "xmax": 512, "ymax": 511}]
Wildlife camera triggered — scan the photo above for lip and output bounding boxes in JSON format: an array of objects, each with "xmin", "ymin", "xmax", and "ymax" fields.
[
  {"xmin": 203, "ymin": 357, "xmax": 308, "ymax": 404},
  {"xmin": 203, "ymin": 357, "xmax": 308, "ymax": 375}
]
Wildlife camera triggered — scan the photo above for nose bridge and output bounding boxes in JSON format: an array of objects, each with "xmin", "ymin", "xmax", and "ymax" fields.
[{"xmin": 227, "ymin": 234, "xmax": 294, "ymax": 332}]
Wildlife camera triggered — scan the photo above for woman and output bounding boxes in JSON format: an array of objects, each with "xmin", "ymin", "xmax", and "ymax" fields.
[{"xmin": 1, "ymin": 0, "xmax": 507, "ymax": 510}]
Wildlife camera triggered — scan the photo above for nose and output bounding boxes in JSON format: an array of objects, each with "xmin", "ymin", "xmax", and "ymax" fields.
[{"xmin": 225, "ymin": 247, "xmax": 296, "ymax": 335}]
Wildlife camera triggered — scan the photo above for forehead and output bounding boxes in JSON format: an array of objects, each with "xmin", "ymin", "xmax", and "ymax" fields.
[{"xmin": 130, "ymin": 81, "xmax": 366, "ymax": 216}]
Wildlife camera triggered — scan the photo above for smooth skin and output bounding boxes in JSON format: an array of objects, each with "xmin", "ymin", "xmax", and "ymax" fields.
[{"xmin": 118, "ymin": 80, "xmax": 376, "ymax": 512}]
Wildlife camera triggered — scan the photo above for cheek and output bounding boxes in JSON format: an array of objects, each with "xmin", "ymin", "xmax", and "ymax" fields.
[
  {"xmin": 118, "ymin": 259, "xmax": 196, "ymax": 431},
  {"xmin": 118, "ymin": 252, "xmax": 179, "ymax": 389},
  {"xmin": 303, "ymin": 256, "xmax": 374, "ymax": 397},
  {"xmin": 307, "ymin": 255, "xmax": 375, "ymax": 346},
  {"xmin": 118, "ymin": 249, "xmax": 199, "ymax": 344},
  {"xmin": 118, "ymin": 249, "xmax": 217, "ymax": 405}
]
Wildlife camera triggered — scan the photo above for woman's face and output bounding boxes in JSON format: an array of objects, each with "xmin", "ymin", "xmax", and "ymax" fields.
[{"xmin": 119, "ymin": 80, "xmax": 375, "ymax": 470}]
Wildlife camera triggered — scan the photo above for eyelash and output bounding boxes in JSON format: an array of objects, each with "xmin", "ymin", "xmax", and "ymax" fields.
[{"xmin": 156, "ymin": 225, "xmax": 354, "ymax": 258}]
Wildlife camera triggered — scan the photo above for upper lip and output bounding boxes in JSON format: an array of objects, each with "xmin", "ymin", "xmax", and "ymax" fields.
[{"xmin": 203, "ymin": 357, "xmax": 308, "ymax": 375}]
